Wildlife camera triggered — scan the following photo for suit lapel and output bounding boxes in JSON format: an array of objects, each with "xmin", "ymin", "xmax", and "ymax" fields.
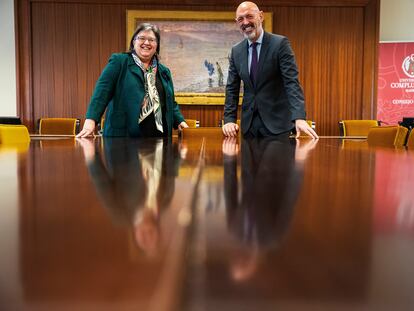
[
  {"xmin": 127, "ymin": 55, "xmax": 145, "ymax": 83},
  {"xmin": 239, "ymin": 40, "xmax": 254, "ymax": 90},
  {"xmin": 256, "ymin": 32, "xmax": 270, "ymax": 88}
]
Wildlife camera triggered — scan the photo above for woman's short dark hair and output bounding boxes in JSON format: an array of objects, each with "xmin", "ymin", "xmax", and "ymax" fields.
[{"xmin": 128, "ymin": 23, "xmax": 161, "ymax": 55}]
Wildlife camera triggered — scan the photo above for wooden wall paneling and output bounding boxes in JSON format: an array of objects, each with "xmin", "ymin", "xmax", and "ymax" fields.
[
  {"xmin": 180, "ymin": 105, "xmax": 221, "ymax": 127},
  {"xmin": 362, "ymin": 0, "xmax": 380, "ymax": 119},
  {"xmin": 15, "ymin": 0, "xmax": 34, "ymax": 131},
  {"xmin": 272, "ymin": 6, "xmax": 364, "ymax": 135},
  {"xmin": 52, "ymin": 3, "xmax": 65, "ymax": 121},
  {"xmin": 56, "ymin": 3, "xmax": 77, "ymax": 119},
  {"xmin": 179, "ymin": 105, "xmax": 242, "ymax": 127},
  {"xmin": 77, "ymin": 4, "xmax": 105, "ymax": 124},
  {"xmin": 28, "ymin": 0, "xmax": 372, "ymax": 6},
  {"xmin": 31, "ymin": 2, "xmax": 57, "ymax": 128}
]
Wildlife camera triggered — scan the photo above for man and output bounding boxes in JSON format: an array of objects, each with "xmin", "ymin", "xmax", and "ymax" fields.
[{"xmin": 223, "ymin": 1, "xmax": 318, "ymax": 139}]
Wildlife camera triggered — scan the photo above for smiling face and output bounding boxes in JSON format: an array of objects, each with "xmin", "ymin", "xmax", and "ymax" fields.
[
  {"xmin": 235, "ymin": 2, "xmax": 264, "ymax": 42},
  {"xmin": 133, "ymin": 29, "xmax": 158, "ymax": 64}
]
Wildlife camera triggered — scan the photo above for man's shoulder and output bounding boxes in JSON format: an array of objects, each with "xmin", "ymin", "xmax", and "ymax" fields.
[
  {"xmin": 264, "ymin": 32, "xmax": 287, "ymax": 43},
  {"xmin": 232, "ymin": 39, "xmax": 248, "ymax": 51}
]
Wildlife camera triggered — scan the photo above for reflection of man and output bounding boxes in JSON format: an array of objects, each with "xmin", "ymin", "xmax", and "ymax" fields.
[
  {"xmin": 223, "ymin": 136, "xmax": 315, "ymax": 281},
  {"xmin": 223, "ymin": 1, "xmax": 318, "ymax": 139},
  {"xmin": 78, "ymin": 138, "xmax": 181, "ymax": 257}
]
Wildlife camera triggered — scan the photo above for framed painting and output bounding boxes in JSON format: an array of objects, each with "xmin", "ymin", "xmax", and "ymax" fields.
[{"xmin": 126, "ymin": 10, "xmax": 273, "ymax": 105}]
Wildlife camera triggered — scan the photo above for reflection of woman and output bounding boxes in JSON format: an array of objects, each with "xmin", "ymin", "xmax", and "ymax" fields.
[
  {"xmin": 77, "ymin": 23, "xmax": 188, "ymax": 138},
  {"xmin": 80, "ymin": 138, "xmax": 181, "ymax": 257}
]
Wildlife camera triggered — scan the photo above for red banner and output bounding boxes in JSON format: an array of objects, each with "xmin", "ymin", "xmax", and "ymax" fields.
[{"xmin": 377, "ymin": 42, "xmax": 414, "ymax": 125}]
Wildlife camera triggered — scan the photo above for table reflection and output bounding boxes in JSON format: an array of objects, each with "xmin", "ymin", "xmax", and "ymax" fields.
[{"xmin": 2, "ymin": 135, "xmax": 414, "ymax": 311}]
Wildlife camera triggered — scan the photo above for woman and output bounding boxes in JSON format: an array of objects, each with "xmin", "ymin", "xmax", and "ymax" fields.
[{"xmin": 77, "ymin": 23, "xmax": 188, "ymax": 137}]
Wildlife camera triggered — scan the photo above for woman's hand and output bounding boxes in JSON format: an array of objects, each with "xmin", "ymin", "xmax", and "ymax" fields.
[
  {"xmin": 178, "ymin": 121, "xmax": 189, "ymax": 130},
  {"xmin": 76, "ymin": 119, "xmax": 96, "ymax": 138}
]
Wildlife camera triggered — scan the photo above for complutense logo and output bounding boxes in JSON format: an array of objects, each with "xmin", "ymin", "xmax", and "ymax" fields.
[{"xmin": 402, "ymin": 54, "xmax": 414, "ymax": 78}]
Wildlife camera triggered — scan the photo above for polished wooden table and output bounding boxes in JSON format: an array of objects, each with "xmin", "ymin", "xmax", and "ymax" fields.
[{"xmin": 1, "ymin": 133, "xmax": 414, "ymax": 310}]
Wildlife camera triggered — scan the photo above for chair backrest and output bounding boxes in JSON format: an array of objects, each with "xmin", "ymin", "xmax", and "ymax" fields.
[
  {"xmin": 39, "ymin": 118, "xmax": 79, "ymax": 135},
  {"xmin": 340, "ymin": 120, "xmax": 379, "ymax": 137},
  {"xmin": 306, "ymin": 120, "xmax": 316, "ymax": 129},
  {"xmin": 406, "ymin": 129, "xmax": 414, "ymax": 149},
  {"xmin": 0, "ymin": 116, "xmax": 22, "ymax": 125},
  {"xmin": 186, "ymin": 119, "xmax": 199, "ymax": 128},
  {"xmin": 0, "ymin": 125, "xmax": 30, "ymax": 144},
  {"xmin": 367, "ymin": 126, "xmax": 408, "ymax": 148},
  {"xmin": 98, "ymin": 117, "xmax": 105, "ymax": 134}
]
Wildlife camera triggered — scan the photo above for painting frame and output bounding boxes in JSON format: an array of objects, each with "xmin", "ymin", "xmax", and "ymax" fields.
[{"xmin": 126, "ymin": 10, "xmax": 273, "ymax": 105}]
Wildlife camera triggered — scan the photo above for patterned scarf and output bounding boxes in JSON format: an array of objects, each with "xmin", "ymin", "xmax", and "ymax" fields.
[{"xmin": 132, "ymin": 53, "xmax": 163, "ymax": 133}]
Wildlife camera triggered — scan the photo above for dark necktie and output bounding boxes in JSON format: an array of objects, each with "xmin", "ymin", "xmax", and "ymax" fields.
[{"xmin": 250, "ymin": 42, "xmax": 258, "ymax": 85}]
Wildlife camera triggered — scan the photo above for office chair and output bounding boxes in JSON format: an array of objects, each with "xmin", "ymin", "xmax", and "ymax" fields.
[
  {"xmin": 339, "ymin": 120, "xmax": 380, "ymax": 137},
  {"xmin": 185, "ymin": 119, "xmax": 200, "ymax": 128},
  {"xmin": 39, "ymin": 118, "xmax": 79, "ymax": 135},
  {"xmin": 406, "ymin": 129, "xmax": 414, "ymax": 149},
  {"xmin": 0, "ymin": 124, "xmax": 30, "ymax": 144},
  {"xmin": 367, "ymin": 126, "xmax": 408, "ymax": 148}
]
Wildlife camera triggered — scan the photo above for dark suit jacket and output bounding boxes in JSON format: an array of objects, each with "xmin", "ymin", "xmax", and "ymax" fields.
[
  {"xmin": 86, "ymin": 53, "xmax": 185, "ymax": 137},
  {"xmin": 224, "ymin": 32, "xmax": 306, "ymax": 135}
]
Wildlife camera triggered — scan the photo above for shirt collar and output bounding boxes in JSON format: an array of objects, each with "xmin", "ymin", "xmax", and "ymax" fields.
[{"xmin": 248, "ymin": 29, "xmax": 264, "ymax": 47}]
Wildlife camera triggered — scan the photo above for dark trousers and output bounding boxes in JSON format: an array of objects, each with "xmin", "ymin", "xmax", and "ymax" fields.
[{"xmin": 245, "ymin": 111, "xmax": 291, "ymax": 140}]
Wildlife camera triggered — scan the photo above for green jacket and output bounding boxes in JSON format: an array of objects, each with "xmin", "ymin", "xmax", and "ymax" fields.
[{"xmin": 86, "ymin": 53, "xmax": 185, "ymax": 137}]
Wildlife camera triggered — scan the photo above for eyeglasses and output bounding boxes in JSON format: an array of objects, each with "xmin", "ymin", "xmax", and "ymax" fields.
[
  {"xmin": 235, "ymin": 13, "xmax": 257, "ymax": 24},
  {"xmin": 135, "ymin": 36, "xmax": 157, "ymax": 44}
]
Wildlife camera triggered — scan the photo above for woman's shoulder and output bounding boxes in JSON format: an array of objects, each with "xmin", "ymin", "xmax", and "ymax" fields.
[
  {"xmin": 158, "ymin": 63, "xmax": 173, "ymax": 80},
  {"xmin": 158, "ymin": 62, "xmax": 171, "ymax": 73},
  {"xmin": 108, "ymin": 52, "xmax": 131, "ymax": 62}
]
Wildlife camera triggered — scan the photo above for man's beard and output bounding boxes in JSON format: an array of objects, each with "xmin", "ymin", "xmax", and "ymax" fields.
[
  {"xmin": 241, "ymin": 23, "xmax": 261, "ymax": 41},
  {"xmin": 243, "ymin": 29, "xmax": 257, "ymax": 40}
]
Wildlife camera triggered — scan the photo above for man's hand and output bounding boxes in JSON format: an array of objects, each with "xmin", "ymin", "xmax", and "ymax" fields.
[
  {"xmin": 295, "ymin": 119, "xmax": 319, "ymax": 139},
  {"xmin": 222, "ymin": 122, "xmax": 239, "ymax": 137}
]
